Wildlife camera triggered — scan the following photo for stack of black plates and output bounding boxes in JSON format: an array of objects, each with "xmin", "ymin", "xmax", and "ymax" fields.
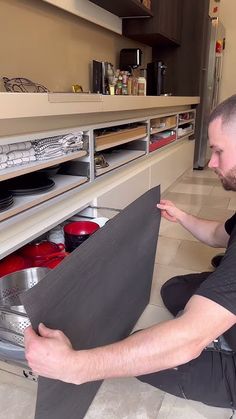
[
  {"xmin": 0, "ymin": 191, "xmax": 14, "ymax": 212},
  {"xmin": 3, "ymin": 173, "xmax": 55, "ymax": 196}
]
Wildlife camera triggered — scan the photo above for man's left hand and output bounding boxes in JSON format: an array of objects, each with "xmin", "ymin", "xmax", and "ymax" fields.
[{"xmin": 24, "ymin": 323, "xmax": 76, "ymax": 383}]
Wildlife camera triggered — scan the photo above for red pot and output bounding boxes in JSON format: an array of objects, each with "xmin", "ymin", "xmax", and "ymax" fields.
[
  {"xmin": 37, "ymin": 253, "xmax": 68, "ymax": 269},
  {"xmin": 20, "ymin": 241, "xmax": 65, "ymax": 260},
  {"xmin": 0, "ymin": 253, "xmax": 31, "ymax": 278}
]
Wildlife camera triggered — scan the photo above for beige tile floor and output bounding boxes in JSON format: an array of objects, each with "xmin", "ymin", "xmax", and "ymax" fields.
[{"xmin": 0, "ymin": 166, "xmax": 234, "ymax": 419}]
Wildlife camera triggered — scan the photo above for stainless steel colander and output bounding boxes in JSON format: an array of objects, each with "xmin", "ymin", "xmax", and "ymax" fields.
[
  {"xmin": 0, "ymin": 267, "xmax": 50, "ymax": 346},
  {"xmin": 0, "ymin": 267, "xmax": 49, "ymax": 306}
]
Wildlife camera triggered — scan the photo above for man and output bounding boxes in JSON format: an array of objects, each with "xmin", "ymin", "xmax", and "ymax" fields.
[{"xmin": 25, "ymin": 95, "xmax": 236, "ymax": 410}]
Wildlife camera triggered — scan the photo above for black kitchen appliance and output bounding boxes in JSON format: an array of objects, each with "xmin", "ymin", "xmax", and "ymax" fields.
[
  {"xmin": 147, "ymin": 61, "xmax": 167, "ymax": 96},
  {"xmin": 92, "ymin": 60, "xmax": 105, "ymax": 94},
  {"xmin": 119, "ymin": 48, "xmax": 142, "ymax": 71}
]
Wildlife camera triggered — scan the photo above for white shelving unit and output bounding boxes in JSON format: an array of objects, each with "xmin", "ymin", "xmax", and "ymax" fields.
[
  {"xmin": 0, "ymin": 94, "xmax": 199, "ymax": 258},
  {"xmin": 0, "ymin": 175, "xmax": 88, "ymax": 223}
]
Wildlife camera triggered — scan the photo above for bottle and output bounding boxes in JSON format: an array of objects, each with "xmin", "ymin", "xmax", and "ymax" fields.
[
  {"xmin": 138, "ymin": 77, "xmax": 146, "ymax": 96},
  {"xmin": 132, "ymin": 77, "xmax": 138, "ymax": 95},
  {"xmin": 127, "ymin": 76, "xmax": 132, "ymax": 95}
]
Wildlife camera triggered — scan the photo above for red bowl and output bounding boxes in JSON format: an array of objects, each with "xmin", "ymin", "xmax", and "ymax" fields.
[
  {"xmin": 64, "ymin": 221, "xmax": 100, "ymax": 252},
  {"xmin": 0, "ymin": 253, "xmax": 31, "ymax": 278},
  {"xmin": 20, "ymin": 241, "xmax": 65, "ymax": 259},
  {"xmin": 64, "ymin": 221, "xmax": 100, "ymax": 236}
]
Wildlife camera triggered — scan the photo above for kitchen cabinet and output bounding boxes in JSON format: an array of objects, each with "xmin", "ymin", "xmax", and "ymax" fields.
[
  {"xmin": 97, "ymin": 168, "xmax": 150, "ymax": 210},
  {"xmin": 0, "ymin": 93, "xmax": 199, "ymax": 259},
  {"xmin": 88, "ymin": 0, "xmax": 153, "ymax": 17},
  {"xmin": 152, "ymin": 0, "xmax": 210, "ymax": 96},
  {"xmin": 0, "ymin": 108, "xmax": 196, "ymax": 256},
  {"xmin": 150, "ymin": 139, "xmax": 195, "ymax": 191},
  {"xmin": 123, "ymin": 0, "xmax": 183, "ymax": 46}
]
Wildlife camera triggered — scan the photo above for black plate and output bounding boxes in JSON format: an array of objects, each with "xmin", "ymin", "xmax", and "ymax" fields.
[
  {"xmin": 0, "ymin": 199, "xmax": 13, "ymax": 206},
  {"xmin": 0, "ymin": 191, "xmax": 13, "ymax": 202},
  {"xmin": 11, "ymin": 182, "xmax": 55, "ymax": 196},
  {"xmin": 3, "ymin": 174, "xmax": 55, "ymax": 196},
  {"xmin": 0, "ymin": 201, "xmax": 14, "ymax": 212},
  {"xmin": 0, "ymin": 198, "xmax": 14, "ymax": 207}
]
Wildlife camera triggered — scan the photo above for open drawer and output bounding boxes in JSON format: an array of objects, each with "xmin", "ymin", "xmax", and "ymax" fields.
[
  {"xmin": 0, "ymin": 187, "xmax": 160, "ymax": 397},
  {"xmin": 94, "ymin": 124, "xmax": 147, "ymax": 152}
]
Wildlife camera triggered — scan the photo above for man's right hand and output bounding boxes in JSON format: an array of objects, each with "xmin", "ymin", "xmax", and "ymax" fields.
[{"xmin": 157, "ymin": 199, "xmax": 184, "ymax": 223}]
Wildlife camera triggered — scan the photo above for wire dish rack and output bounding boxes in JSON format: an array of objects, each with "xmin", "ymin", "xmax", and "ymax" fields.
[{"xmin": 0, "ymin": 267, "xmax": 49, "ymax": 347}]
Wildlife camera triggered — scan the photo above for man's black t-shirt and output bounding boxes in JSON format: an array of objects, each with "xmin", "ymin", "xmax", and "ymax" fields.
[{"xmin": 195, "ymin": 212, "xmax": 236, "ymax": 350}]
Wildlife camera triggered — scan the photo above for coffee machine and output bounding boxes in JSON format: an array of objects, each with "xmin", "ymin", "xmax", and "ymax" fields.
[
  {"xmin": 146, "ymin": 61, "xmax": 167, "ymax": 96},
  {"xmin": 119, "ymin": 48, "xmax": 142, "ymax": 71}
]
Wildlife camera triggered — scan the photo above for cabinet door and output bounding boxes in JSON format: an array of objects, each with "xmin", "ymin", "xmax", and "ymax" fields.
[
  {"xmin": 22, "ymin": 187, "xmax": 161, "ymax": 419},
  {"xmin": 155, "ymin": 0, "xmax": 183, "ymax": 44},
  {"xmin": 97, "ymin": 169, "xmax": 150, "ymax": 210},
  {"xmin": 123, "ymin": 0, "xmax": 183, "ymax": 46}
]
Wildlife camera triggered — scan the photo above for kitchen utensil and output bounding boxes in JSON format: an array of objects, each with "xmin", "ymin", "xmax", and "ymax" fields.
[
  {"xmin": 0, "ymin": 327, "xmax": 25, "ymax": 347},
  {"xmin": 0, "ymin": 267, "xmax": 50, "ymax": 347},
  {"xmin": 0, "ymin": 308, "xmax": 30, "ymax": 337},
  {"xmin": 64, "ymin": 221, "xmax": 100, "ymax": 252},
  {"xmin": 20, "ymin": 241, "xmax": 65, "ymax": 260},
  {"xmin": 0, "ymin": 254, "xmax": 31, "ymax": 278},
  {"xmin": 0, "ymin": 267, "xmax": 50, "ymax": 306}
]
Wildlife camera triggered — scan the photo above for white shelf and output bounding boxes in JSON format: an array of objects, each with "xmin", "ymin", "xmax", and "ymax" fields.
[
  {"xmin": 178, "ymin": 118, "xmax": 195, "ymax": 126},
  {"xmin": 96, "ymin": 133, "xmax": 147, "ymax": 152},
  {"xmin": 95, "ymin": 150, "xmax": 146, "ymax": 176},
  {"xmin": 177, "ymin": 131, "xmax": 195, "ymax": 140},
  {"xmin": 0, "ymin": 174, "xmax": 88, "ymax": 222},
  {"xmin": 0, "ymin": 150, "xmax": 87, "ymax": 181},
  {"xmin": 150, "ymin": 125, "xmax": 176, "ymax": 135}
]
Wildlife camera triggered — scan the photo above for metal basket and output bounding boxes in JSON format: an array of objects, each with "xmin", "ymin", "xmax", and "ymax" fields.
[
  {"xmin": 0, "ymin": 308, "xmax": 30, "ymax": 335},
  {"xmin": 0, "ymin": 267, "xmax": 49, "ymax": 346},
  {"xmin": 0, "ymin": 267, "xmax": 49, "ymax": 306},
  {"xmin": 0, "ymin": 327, "xmax": 25, "ymax": 347}
]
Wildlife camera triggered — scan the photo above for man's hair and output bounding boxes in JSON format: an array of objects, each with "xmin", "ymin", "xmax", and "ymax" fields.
[{"xmin": 209, "ymin": 94, "xmax": 236, "ymax": 126}]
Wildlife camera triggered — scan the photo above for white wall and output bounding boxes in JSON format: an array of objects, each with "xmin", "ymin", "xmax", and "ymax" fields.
[{"xmin": 219, "ymin": 0, "xmax": 236, "ymax": 101}]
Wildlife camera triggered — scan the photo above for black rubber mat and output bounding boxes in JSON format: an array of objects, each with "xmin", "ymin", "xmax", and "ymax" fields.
[{"xmin": 21, "ymin": 186, "xmax": 161, "ymax": 419}]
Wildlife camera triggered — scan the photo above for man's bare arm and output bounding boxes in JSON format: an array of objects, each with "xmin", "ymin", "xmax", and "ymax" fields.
[
  {"xmin": 25, "ymin": 295, "xmax": 236, "ymax": 385},
  {"xmin": 157, "ymin": 200, "xmax": 230, "ymax": 248}
]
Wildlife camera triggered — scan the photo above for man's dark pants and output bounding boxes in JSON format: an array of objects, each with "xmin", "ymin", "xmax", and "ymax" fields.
[{"xmin": 137, "ymin": 272, "xmax": 236, "ymax": 409}]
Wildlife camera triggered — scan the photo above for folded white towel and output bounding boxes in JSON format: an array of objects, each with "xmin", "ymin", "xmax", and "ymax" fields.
[
  {"xmin": 0, "ymin": 141, "xmax": 32, "ymax": 154},
  {"xmin": 7, "ymin": 155, "xmax": 36, "ymax": 167},
  {"xmin": 33, "ymin": 133, "xmax": 84, "ymax": 154},
  {"xmin": 7, "ymin": 148, "xmax": 35, "ymax": 161},
  {"xmin": 0, "ymin": 154, "xmax": 8, "ymax": 163},
  {"xmin": 0, "ymin": 162, "xmax": 7, "ymax": 170}
]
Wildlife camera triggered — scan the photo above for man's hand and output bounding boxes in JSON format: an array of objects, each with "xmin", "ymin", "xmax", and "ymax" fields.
[
  {"xmin": 157, "ymin": 199, "xmax": 184, "ymax": 223},
  {"xmin": 24, "ymin": 323, "xmax": 76, "ymax": 383}
]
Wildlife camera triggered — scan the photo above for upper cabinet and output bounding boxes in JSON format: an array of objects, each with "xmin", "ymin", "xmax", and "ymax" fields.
[
  {"xmin": 123, "ymin": 0, "xmax": 183, "ymax": 46},
  {"xmin": 88, "ymin": 0, "xmax": 153, "ymax": 17}
]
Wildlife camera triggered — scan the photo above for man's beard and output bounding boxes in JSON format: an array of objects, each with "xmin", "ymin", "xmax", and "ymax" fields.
[{"xmin": 218, "ymin": 167, "xmax": 236, "ymax": 191}]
